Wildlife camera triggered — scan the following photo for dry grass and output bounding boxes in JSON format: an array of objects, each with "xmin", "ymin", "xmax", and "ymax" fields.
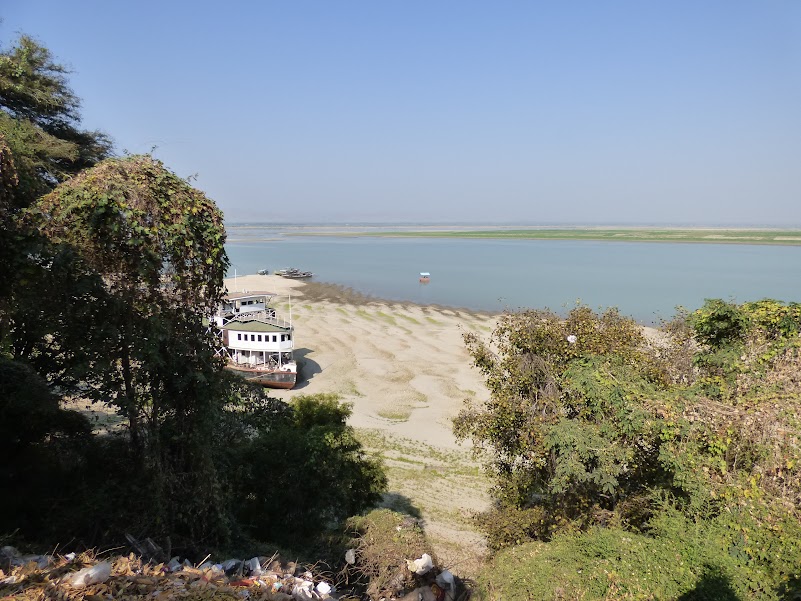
[{"xmin": 346, "ymin": 509, "xmax": 436, "ymax": 600}]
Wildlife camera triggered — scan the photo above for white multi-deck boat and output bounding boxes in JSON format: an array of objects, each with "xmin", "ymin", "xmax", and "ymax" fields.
[{"xmin": 213, "ymin": 291, "xmax": 297, "ymax": 389}]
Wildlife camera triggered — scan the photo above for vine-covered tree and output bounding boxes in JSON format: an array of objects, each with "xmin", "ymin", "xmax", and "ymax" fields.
[
  {"xmin": 21, "ymin": 156, "xmax": 233, "ymax": 538},
  {"xmin": 27, "ymin": 154, "xmax": 229, "ymax": 469}
]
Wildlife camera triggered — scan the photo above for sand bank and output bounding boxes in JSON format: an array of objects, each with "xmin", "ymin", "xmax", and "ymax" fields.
[
  {"xmin": 225, "ymin": 274, "xmax": 495, "ymax": 566},
  {"xmin": 224, "ymin": 274, "xmax": 495, "ymax": 450}
]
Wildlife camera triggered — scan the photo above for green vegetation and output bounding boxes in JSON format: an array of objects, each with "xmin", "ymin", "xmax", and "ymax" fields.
[
  {"xmin": 375, "ymin": 311, "xmax": 398, "ymax": 325},
  {"xmin": 230, "ymin": 393, "xmax": 387, "ymax": 545},
  {"xmin": 396, "ymin": 313, "xmax": 422, "ymax": 325},
  {"xmin": 0, "ymin": 36, "xmax": 385, "ymax": 555},
  {"xmin": 347, "ymin": 228, "xmax": 801, "ymax": 246},
  {"xmin": 457, "ymin": 300, "xmax": 801, "ymax": 598},
  {"xmin": 377, "ymin": 407, "xmax": 413, "ymax": 421}
]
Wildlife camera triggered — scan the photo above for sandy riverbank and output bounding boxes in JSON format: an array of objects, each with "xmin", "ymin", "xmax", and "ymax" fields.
[
  {"xmin": 225, "ymin": 274, "xmax": 496, "ymax": 568},
  {"xmin": 225, "ymin": 274, "xmax": 495, "ymax": 450}
]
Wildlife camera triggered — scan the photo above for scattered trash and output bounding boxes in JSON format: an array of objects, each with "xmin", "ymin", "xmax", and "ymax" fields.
[
  {"xmin": 0, "ymin": 542, "xmax": 466, "ymax": 601},
  {"xmin": 0, "ymin": 546, "xmax": 52, "ymax": 571},
  {"xmin": 67, "ymin": 560, "xmax": 112, "ymax": 588},
  {"xmin": 436, "ymin": 569, "xmax": 454, "ymax": 589},
  {"xmin": 567, "ymin": 334, "xmax": 578, "ymax": 344},
  {"xmin": 406, "ymin": 553, "xmax": 434, "ymax": 576},
  {"xmin": 292, "ymin": 578, "xmax": 315, "ymax": 601}
]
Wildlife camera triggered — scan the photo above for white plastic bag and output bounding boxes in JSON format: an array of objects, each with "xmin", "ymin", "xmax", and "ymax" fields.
[
  {"xmin": 316, "ymin": 581, "xmax": 332, "ymax": 595},
  {"xmin": 68, "ymin": 561, "xmax": 112, "ymax": 588},
  {"xmin": 406, "ymin": 553, "xmax": 434, "ymax": 575}
]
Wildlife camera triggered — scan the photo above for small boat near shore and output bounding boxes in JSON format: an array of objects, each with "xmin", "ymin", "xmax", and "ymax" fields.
[
  {"xmin": 275, "ymin": 267, "xmax": 313, "ymax": 279},
  {"xmin": 419, "ymin": 272, "xmax": 431, "ymax": 283},
  {"xmin": 213, "ymin": 291, "xmax": 297, "ymax": 389}
]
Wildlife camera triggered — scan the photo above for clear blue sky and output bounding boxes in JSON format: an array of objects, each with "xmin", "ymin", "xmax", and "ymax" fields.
[{"xmin": 3, "ymin": 1, "xmax": 800, "ymax": 225}]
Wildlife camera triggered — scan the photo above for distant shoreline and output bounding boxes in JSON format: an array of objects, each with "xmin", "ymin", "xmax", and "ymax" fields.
[{"xmin": 226, "ymin": 225, "xmax": 801, "ymax": 246}]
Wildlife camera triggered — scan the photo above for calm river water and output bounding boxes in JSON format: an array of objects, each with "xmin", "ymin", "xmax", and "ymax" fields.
[{"xmin": 225, "ymin": 227, "xmax": 801, "ymax": 324}]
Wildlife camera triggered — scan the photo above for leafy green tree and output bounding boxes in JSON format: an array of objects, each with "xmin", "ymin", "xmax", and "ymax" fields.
[
  {"xmin": 0, "ymin": 35, "xmax": 111, "ymax": 364},
  {"xmin": 454, "ymin": 306, "xmax": 672, "ymax": 535},
  {"xmin": 0, "ymin": 35, "xmax": 111, "ymax": 207},
  {"xmin": 25, "ymin": 155, "xmax": 229, "ymax": 445}
]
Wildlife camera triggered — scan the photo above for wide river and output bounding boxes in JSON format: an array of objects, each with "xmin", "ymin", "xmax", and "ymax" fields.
[{"xmin": 225, "ymin": 227, "xmax": 801, "ymax": 324}]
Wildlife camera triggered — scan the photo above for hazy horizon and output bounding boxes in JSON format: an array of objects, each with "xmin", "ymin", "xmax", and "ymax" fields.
[{"xmin": 224, "ymin": 220, "xmax": 801, "ymax": 228}]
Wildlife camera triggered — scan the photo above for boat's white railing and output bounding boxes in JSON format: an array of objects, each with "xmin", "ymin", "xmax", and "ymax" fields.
[
  {"xmin": 227, "ymin": 310, "xmax": 292, "ymax": 329},
  {"xmin": 229, "ymin": 355, "xmax": 295, "ymax": 368}
]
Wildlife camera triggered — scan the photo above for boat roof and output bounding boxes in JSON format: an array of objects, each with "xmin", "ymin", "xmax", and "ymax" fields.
[
  {"xmin": 420, "ymin": 272, "xmax": 430, "ymax": 276},
  {"xmin": 225, "ymin": 290, "xmax": 276, "ymax": 300},
  {"xmin": 221, "ymin": 319, "xmax": 291, "ymax": 333}
]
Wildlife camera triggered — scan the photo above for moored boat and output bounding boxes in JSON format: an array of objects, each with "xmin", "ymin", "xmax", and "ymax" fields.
[
  {"xmin": 275, "ymin": 267, "xmax": 313, "ymax": 278},
  {"xmin": 213, "ymin": 291, "xmax": 297, "ymax": 389},
  {"xmin": 419, "ymin": 272, "xmax": 431, "ymax": 283}
]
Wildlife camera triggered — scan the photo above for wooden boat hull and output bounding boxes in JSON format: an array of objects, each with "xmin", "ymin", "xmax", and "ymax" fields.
[{"xmin": 225, "ymin": 365, "xmax": 297, "ymax": 389}]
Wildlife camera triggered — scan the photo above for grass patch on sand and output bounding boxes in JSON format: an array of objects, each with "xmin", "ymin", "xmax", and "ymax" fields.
[
  {"xmin": 355, "ymin": 429, "xmax": 485, "ymax": 480},
  {"xmin": 377, "ymin": 406, "xmax": 413, "ymax": 421},
  {"xmin": 356, "ymin": 309, "xmax": 375, "ymax": 321},
  {"xmin": 410, "ymin": 390, "xmax": 428, "ymax": 405},
  {"xmin": 375, "ymin": 311, "xmax": 397, "ymax": 325},
  {"xmin": 336, "ymin": 307, "xmax": 349, "ymax": 315},
  {"xmin": 397, "ymin": 313, "xmax": 422, "ymax": 325},
  {"xmin": 386, "ymin": 368, "xmax": 414, "ymax": 385},
  {"xmin": 425, "ymin": 316, "xmax": 443, "ymax": 325},
  {"xmin": 337, "ymin": 380, "xmax": 363, "ymax": 397}
]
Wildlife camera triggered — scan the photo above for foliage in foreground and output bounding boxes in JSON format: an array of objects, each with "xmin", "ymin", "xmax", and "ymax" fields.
[
  {"xmin": 0, "ymin": 35, "xmax": 386, "ymax": 555},
  {"xmin": 458, "ymin": 300, "xmax": 801, "ymax": 598},
  {"xmin": 478, "ymin": 508, "xmax": 801, "ymax": 601},
  {"xmin": 229, "ymin": 393, "xmax": 388, "ymax": 546}
]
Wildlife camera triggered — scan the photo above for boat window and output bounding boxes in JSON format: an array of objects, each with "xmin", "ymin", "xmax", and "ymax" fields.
[
  {"xmin": 271, "ymin": 335, "xmax": 277, "ymax": 342},
  {"xmin": 237, "ymin": 334, "xmax": 242, "ymax": 340},
  {"xmin": 257, "ymin": 335, "xmax": 262, "ymax": 341},
  {"xmin": 251, "ymin": 334, "xmax": 255, "ymax": 341},
  {"xmin": 287, "ymin": 334, "xmax": 292, "ymax": 341}
]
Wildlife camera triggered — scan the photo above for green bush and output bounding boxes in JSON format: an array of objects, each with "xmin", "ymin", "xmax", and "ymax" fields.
[
  {"xmin": 229, "ymin": 393, "xmax": 387, "ymax": 545},
  {"xmin": 0, "ymin": 358, "xmax": 92, "ymax": 538},
  {"xmin": 477, "ymin": 507, "xmax": 801, "ymax": 600},
  {"xmin": 689, "ymin": 299, "xmax": 749, "ymax": 348},
  {"xmin": 455, "ymin": 306, "xmax": 672, "ymax": 532}
]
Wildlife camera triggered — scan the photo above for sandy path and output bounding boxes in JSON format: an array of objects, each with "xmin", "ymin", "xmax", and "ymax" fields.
[{"xmin": 226, "ymin": 274, "xmax": 495, "ymax": 568}]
